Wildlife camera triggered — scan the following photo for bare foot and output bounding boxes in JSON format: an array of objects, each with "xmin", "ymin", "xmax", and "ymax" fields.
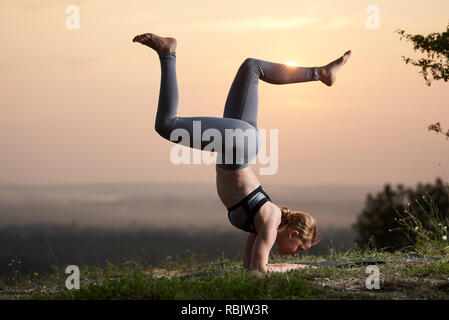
[
  {"xmin": 132, "ymin": 33, "xmax": 177, "ymax": 55},
  {"xmin": 318, "ymin": 50, "xmax": 352, "ymax": 86}
]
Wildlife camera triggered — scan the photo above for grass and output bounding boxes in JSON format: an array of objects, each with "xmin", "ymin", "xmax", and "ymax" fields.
[
  {"xmin": 1, "ymin": 193, "xmax": 447, "ymax": 300},
  {"xmin": 392, "ymin": 192, "xmax": 449, "ymax": 256},
  {"xmin": 0, "ymin": 247, "xmax": 447, "ymax": 300}
]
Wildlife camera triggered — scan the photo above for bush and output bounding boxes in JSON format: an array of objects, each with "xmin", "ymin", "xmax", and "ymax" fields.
[{"xmin": 353, "ymin": 177, "xmax": 449, "ymax": 251}]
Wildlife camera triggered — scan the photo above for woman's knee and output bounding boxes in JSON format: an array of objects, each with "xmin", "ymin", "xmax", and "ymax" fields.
[
  {"xmin": 241, "ymin": 58, "xmax": 262, "ymax": 78},
  {"xmin": 243, "ymin": 58, "xmax": 258, "ymax": 68},
  {"xmin": 154, "ymin": 116, "xmax": 173, "ymax": 141}
]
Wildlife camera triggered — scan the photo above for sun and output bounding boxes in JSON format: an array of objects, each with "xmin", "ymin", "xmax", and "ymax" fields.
[{"xmin": 284, "ymin": 61, "xmax": 299, "ymax": 67}]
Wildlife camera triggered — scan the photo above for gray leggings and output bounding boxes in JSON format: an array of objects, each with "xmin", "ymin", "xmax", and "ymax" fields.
[{"xmin": 155, "ymin": 52, "xmax": 319, "ymax": 170}]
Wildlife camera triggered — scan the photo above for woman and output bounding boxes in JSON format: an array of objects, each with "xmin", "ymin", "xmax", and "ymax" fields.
[{"xmin": 133, "ymin": 33, "xmax": 351, "ymax": 273}]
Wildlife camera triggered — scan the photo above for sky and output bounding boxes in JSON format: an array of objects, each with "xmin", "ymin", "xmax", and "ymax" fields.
[{"xmin": 0, "ymin": 0, "xmax": 448, "ymax": 187}]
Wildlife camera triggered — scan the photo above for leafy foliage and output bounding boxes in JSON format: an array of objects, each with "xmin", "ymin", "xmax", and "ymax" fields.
[
  {"xmin": 396, "ymin": 22, "xmax": 449, "ymax": 86},
  {"xmin": 428, "ymin": 122, "xmax": 449, "ymax": 140},
  {"xmin": 353, "ymin": 177, "xmax": 449, "ymax": 251}
]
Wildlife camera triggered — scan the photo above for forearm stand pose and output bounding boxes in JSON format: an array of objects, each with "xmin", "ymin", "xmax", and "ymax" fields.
[{"xmin": 133, "ymin": 33, "xmax": 351, "ymax": 273}]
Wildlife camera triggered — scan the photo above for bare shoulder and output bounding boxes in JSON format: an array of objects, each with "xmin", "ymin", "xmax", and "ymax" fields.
[
  {"xmin": 254, "ymin": 201, "xmax": 282, "ymax": 233},
  {"xmin": 261, "ymin": 201, "xmax": 282, "ymax": 223}
]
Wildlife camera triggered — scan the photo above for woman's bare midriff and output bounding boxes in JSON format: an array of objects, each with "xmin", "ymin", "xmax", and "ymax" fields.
[{"xmin": 216, "ymin": 166, "xmax": 261, "ymax": 209}]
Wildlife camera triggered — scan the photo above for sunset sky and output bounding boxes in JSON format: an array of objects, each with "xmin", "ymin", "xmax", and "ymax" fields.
[{"xmin": 1, "ymin": 0, "xmax": 448, "ymax": 187}]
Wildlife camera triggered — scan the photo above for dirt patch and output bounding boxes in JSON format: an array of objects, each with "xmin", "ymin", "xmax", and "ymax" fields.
[{"xmin": 308, "ymin": 271, "xmax": 449, "ymax": 299}]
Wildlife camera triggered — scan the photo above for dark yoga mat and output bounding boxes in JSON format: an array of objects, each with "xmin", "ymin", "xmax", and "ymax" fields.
[
  {"xmin": 295, "ymin": 253, "xmax": 437, "ymax": 268},
  {"xmin": 294, "ymin": 259, "xmax": 386, "ymax": 268},
  {"xmin": 177, "ymin": 260, "xmax": 385, "ymax": 279},
  {"xmin": 177, "ymin": 253, "xmax": 438, "ymax": 279}
]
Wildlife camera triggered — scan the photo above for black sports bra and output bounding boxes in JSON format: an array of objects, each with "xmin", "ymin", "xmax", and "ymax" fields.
[{"xmin": 227, "ymin": 185, "xmax": 272, "ymax": 233}]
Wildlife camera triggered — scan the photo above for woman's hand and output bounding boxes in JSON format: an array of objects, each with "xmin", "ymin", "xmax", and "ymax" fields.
[
  {"xmin": 266, "ymin": 263, "xmax": 316, "ymax": 273},
  {"xmin": 296, "ymin": 264, "xmax": 317, "ymax": 269}
]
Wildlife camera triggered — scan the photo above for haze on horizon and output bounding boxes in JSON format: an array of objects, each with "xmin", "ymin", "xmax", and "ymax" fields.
[{"xmin": 1, "ymin": 0, "xmax": 448, "ymax": 188}]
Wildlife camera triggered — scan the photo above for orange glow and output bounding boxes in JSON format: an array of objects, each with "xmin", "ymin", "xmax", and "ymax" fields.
[{"xmin": 0, "ymin": 0, "xmax": 448, "ymax": 186}]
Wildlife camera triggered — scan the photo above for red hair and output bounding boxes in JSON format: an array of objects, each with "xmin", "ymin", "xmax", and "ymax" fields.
[{"xmin": 278, "ymin": 205, "xmax": 321, "ymax": 245}]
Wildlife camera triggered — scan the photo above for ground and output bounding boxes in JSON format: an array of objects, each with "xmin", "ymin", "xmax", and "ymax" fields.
[{"xmin": 1, "ymin": 250, "xmax": 448, "ymax": 300}]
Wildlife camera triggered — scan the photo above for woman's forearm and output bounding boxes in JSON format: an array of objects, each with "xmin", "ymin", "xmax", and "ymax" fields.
[{"xmin": 243, "ymin": 233, "xmax": 256, "ymax": 270}]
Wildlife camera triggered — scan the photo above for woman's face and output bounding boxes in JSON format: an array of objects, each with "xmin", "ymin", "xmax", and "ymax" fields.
[{"xmin": 276, "ymin": 228, "xmax": 311, "ymax": 256}]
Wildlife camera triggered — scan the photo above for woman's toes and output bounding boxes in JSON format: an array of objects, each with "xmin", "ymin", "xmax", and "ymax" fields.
[
  {"xmin": 342, "ymin": 50, "xmax": 352, "ymax": 63},
  {"xmin": 133, "ymin": 34, "xmax": 144, "ymax": 43},
  {"xmin": 133, "ymin": 33, "xmax": 150, "ymax": 44},
  {"xmin": 132, "ymin": 33, "xmax": 176, "ymax": 54}
]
